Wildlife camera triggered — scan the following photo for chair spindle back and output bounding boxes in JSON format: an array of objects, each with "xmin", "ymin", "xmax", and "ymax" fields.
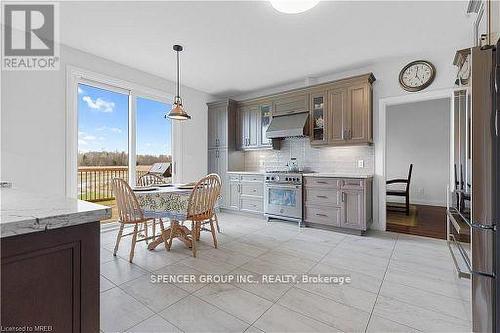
[{"xmin": 112, "ymin": 178, "xmax": 145, "ymax": 224}]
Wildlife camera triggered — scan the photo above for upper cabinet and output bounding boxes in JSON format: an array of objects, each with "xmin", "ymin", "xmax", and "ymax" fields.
[
  {"xmin": 228, "ymin": 73, "xmax": 374, "ymax": 151},
  {"xmin": 238, "ymin": 101, "xmax": 277, "ymax": 150},
  {"xmin": 207, "ymin": 99, "xmax": 237, "ymax": 149},
  {"xmin": 310, "ymin": 91, "xmax": 328, "ymax": 145},
  {"xmin": 260, "ymin": 103, "xmax": 272, "ymax": 147},
  {"xmin": 273, "ymin": 93, "xmax": 310, "ymax": 116},
  {"xmin": 312, "ymin": 74, "xmax": 375, "ymax": 147},
  {"xmin": 239, "ymin": 104, "xmax": 260, "ymax": 149}
]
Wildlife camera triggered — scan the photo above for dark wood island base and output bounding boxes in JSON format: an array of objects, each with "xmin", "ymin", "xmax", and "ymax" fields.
[{"xmin": 1, "ymin": 221, "xmax": 100, "ymax": 333}]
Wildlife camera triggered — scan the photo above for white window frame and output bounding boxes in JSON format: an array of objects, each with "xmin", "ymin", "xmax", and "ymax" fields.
[{"xmin": 66, "ymin": 65, "xmax": 177, "ymax": 198}]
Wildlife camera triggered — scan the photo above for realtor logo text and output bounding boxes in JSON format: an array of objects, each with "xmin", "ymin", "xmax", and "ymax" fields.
[{"xmin": 2, "ymin": 3, "xmax": 59, "ymax": 70}]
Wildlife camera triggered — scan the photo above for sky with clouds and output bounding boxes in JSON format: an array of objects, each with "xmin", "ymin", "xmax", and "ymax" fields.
[{"xmin": 78, "ymin": 84, "xmax": 172, "ymax": 156}]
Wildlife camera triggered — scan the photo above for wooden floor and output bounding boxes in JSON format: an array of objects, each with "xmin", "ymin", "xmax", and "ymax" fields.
[{"xmin": 386, "ymin": 204, "xmax": 447, "ymax": 240}]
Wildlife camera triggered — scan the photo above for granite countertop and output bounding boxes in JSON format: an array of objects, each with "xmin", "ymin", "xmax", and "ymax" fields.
[
  {"xmin": 303, "ymin": 173, "xmax": 373, "ymax": 179},
  {"xmin": 1, "ymin": 188, "xmax": 111, "ymax": 238}
]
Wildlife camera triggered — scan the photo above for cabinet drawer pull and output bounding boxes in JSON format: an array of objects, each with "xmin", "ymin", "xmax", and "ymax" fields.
[
  {"xmin": 316, "ymin": 181, "xmax": 328, "ymax": 184},
  {"xmin": 315, "ymin": 213, "xmax": 328, "ymax": 217},
  {"xmin": 316, "ymin": 195, "xmax": 328, "ymax": 199}
]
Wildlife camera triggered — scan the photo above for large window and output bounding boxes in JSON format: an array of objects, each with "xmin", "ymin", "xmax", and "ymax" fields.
[{"xmin": 74, "ymin": 75, "xmax": 173, "ymax": 222}]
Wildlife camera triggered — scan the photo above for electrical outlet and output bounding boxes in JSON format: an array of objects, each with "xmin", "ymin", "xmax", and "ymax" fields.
[{"xmin": 357, "ymin": 160, "xmax": 364, "ymax": 168}]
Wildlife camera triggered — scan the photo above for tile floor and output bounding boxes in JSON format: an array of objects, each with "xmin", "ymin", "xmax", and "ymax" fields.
[{"xmin": 99, "ymin": 212, "xmax": 471, "ymax": 333}]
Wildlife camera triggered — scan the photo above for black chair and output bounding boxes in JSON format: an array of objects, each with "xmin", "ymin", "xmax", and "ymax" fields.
[{"xmin": 386, "ymin": 164, "xmax": 413, "ymax": 215}]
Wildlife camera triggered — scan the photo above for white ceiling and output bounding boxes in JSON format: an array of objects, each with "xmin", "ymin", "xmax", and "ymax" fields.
[{"xmin": 60, "ymin": 1, "xmax": 473, "ymax": 97}]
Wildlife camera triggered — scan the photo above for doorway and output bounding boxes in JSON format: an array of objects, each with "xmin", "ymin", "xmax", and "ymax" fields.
[{"xmin": 385, "ymin": 98, "xmax": 451, "ymax": 239}]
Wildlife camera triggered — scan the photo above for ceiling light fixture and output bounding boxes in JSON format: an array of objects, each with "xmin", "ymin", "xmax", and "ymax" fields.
[
  {"xmin": 270, "ymin": 0, "xmax": 319, "ymax": 14},
  {"xmin": 166, "ymin": 44, "xmax": 191, "ymax": 120}
]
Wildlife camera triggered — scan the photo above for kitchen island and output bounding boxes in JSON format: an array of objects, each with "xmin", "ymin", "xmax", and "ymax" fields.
[{"xmin": 1, "ymin": 188, "xmax": 111, "ymax": 332}]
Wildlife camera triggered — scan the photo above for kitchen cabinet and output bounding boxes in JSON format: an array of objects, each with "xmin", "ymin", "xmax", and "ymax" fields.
[
  {"xmin": 239, "ymin": 104, "xmax": 260, "ymax": 149},
  {"xmin": 1, "ymin": 221, "xmax": 101, "ymax": 332},
  {"xmin": 273, "ymin": 93, "xmax": 309, "ymax": 116},
  {"xmin": 310, "ymin": 91, "xmax": 329, "ymax": 145},
  {"xmin": 346, "ymin": 83, "xmax": 371, "ymax": 144},
  {"xmin": 341, "ymin": 189, "xmax": 364, "ymax": 230},
  {"xmin": 207, "ymin": 99, "xmax": 238, "ymax": 208},
  {"xmin": 228, "ymin": 175, "xmax": 241, "ymax": 210},
  {"xmin": 208, "ymin": 104, "xmax": 229, "ymax": 149},
  {"xmin": 239, "ymin": 102, "xmax": 275, "ymax": 150},
  {"xmin": 304, "ymin": 176, "xmax": 372, "ymax": 234},
  {"xmin": 224, "ymin": 173, "xmax": 264, "ymax": 214},
  {"xmin": 310, "ymin": 74, "xmax": 374, "ymax": 147},
  {"xmin": 260, "ymin": 103, "xmax": 272, "ymax": 147},
  {"xmin": 208, "ymin": 148, "xmax": 228, "ymax": 206}
]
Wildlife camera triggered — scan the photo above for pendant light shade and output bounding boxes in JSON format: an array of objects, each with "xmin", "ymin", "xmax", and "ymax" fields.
[{"xmin": 166, "ymin": 44, "xmax": 191, "ymax": 120}]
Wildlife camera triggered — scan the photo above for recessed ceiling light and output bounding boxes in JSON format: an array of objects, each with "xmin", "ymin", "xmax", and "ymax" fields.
[{"xmin": 270, "ymin": 0, "xmax": 320, "ymax": 14}]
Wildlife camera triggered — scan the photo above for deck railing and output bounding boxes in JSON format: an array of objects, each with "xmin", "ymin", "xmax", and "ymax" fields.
[{"xmin": 77, "ymin": 166, "xmax": 152, "ymax": 202}]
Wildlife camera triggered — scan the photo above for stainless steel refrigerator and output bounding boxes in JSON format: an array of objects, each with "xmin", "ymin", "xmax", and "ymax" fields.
[{"xmin": 448, "ymin": 41, "xmax": 499, "ymax": 332}]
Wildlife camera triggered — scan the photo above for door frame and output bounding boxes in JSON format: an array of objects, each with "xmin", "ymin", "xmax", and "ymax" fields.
[
  {"xmin": 65, "ymin": 65, "xmax": 177, "ymax": 198},
  {"xmin": 377, "ymin": 88, "xmax": 455, "ymax": 231}
]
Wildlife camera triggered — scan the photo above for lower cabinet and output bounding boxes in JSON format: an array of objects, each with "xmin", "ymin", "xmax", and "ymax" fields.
[
  {"xmin": 223, "ymin": 173, "xmax": 264, "ymax": 214},
  {"xmin": 341, "ymin": 189, "xmax": 364, "ymax": 230},
  {"xmin": 304, "ymin": 176, "xmax": 372, "ymax": 233},
  {"xmin": 228, "ymin": 176, "xmax": 241, "ymax": 210}
]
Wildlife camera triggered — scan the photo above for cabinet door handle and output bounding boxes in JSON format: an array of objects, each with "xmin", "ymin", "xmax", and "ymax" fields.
[
  {"xmin": 348, "ymin": 129, "xmax": 352, "ymax": 139},
  {"xmin": 238, "ymin": 184, "xmax": 241, "ymax": 193},
  {"xmin": 341, "ymin": 192, "xmax": 346, "ymax": 202}
]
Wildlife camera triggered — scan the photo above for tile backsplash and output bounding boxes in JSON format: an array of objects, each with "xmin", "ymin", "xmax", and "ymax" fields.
[{"xmin": 244, "ymin": 137, "xmax": 374, "ymax": 175}]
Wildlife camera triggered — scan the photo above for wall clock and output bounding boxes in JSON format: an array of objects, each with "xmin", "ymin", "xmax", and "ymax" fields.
[{"xmin": 399, "ymin": 60, "xmax": 436, "ymax": 92}]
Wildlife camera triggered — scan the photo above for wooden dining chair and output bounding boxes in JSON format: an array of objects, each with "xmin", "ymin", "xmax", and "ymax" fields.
[
  {"xmin": 386, "ymin": 164, "xmax": 413, "ymax": 215},
  {"xmin": 136, "ymin": 173, "xmax": 166, "ymax": 240},
  {"xmin": 112, "ymin": 178, "xmax": 166, "ymax": 262},
  {"xmin": 166, "ymin": 174, "xmax": 221, "ymax": 257},
  {"xmin": 137, "ymin": 173, "xmax": 165, "ymax": 186}
]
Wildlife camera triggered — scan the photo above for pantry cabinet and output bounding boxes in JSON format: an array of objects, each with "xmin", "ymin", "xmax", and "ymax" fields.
[{"xmin": 207, "ymin": 99, "xmax": 238, "ymax": 207}]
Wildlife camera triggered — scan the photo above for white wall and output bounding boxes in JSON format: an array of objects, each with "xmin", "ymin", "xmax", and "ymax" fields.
[
  {"xmin": 233, "ymin": 47, "xmax": 464, "ymax": 230},
  {"xmin": 1, "ymin": 44, "xmax": 214, "ymax": 196},
  {"xmin": 386, "ymin": 98, "xmax": 450, "ymax": 207}
]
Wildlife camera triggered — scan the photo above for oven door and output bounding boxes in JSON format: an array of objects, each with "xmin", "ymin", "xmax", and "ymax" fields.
[{"xmin": 264, "ymin": 183, "xmax": 302, "ymax": 219}]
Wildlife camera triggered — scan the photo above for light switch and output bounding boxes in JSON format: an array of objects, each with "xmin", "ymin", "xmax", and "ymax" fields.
[{"xmin": 357, "ymin": 160, "xmax": 364, "ymax": 168}]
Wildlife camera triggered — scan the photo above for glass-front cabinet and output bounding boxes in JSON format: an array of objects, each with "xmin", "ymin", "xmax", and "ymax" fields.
[
  {"xmin": 310, "ymin": 92, "xmax": 328, "ymax": 145},
  {"xmin": 260, "ymin": 104, "xmax": 272, "ymax": 146}
]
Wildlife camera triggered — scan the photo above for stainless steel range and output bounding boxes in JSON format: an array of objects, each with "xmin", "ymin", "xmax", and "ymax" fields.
[{"xmin": 264, "ymin": 171, "xmax": 303, "ymax": 226}]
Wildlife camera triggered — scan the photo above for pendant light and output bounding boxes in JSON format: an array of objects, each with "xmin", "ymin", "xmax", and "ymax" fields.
[{"xmin": 166, "ymin": 44, "xmax": 191, "ymax": 120}]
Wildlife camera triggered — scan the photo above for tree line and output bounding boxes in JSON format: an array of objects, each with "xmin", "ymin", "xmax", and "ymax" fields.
[{"xmin": 78, "ymin": 151, "xmax": 172, "ymax": 166}]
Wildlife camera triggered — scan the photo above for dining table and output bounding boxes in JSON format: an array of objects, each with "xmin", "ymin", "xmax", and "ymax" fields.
[{"xmin": 133, "ymin": 185, "xmax": 194, "ymax": 250}]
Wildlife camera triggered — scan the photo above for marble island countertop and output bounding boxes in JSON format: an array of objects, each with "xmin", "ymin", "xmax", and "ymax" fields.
[
  {"xmin": 1, "ymin": 188, "xmax": 111, "ymax": 238},
  {"xmin": 227, "ymin": 171, "xmax": 373, "ymax": 179}
]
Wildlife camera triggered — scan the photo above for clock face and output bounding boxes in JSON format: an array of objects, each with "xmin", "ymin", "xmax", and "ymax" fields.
[{"xmin": 399, "ymin": 61, "xmax": 436, "ymax": 92}]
